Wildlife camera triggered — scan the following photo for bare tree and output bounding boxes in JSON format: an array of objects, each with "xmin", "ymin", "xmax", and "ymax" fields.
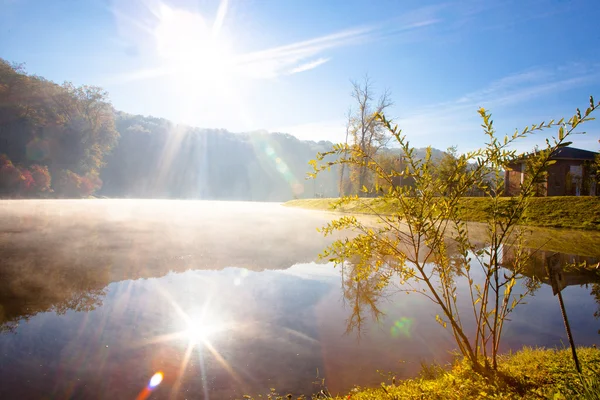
[{"xmin": 344, "ymin": 76, "xmax": 393, "ymax": 195}]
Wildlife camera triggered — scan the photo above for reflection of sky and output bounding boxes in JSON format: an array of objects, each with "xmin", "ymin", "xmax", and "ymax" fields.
[
  {"xmin": 274, "ymin": 262, "xmax": 341, "ymax": 282},
  {"xmin": 0, "ymin": 266, "xmax": 338, "ymax": 399},
  {"xmin": 2, "ymin": 260, "xmax": 600, "ymax": 399}
]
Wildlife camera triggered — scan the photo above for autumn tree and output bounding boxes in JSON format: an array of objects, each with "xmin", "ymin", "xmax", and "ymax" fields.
[
  {"xmin": 0, "ymin": 154, "xmax": 51, "ymax": 197},
  {"xmin": 373, "ymin": 152, "xmax": 408, "ymax": 194},
  {"xmin": 0, "ymin": 58, "xmax": 119, "ymax": 197}
]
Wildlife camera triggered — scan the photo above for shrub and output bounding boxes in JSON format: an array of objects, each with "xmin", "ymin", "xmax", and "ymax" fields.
[
  {"xmin": 56, "ymin": 169, "xmax": 101, "ymax": 197},
  {"xmin": 29, "ymin": 164, "xmax": 51, "ymax": 193}
]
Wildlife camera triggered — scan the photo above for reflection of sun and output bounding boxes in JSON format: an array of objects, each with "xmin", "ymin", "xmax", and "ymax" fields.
[
  {"xmin": 136, "ymin": 286, "xmax": 243, "ymax": 399},
  {"xmin": 184, "ymin": 315, "xmax": 224, "ymax": 344}
]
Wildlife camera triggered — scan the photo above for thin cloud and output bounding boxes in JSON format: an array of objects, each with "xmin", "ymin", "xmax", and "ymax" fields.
[
  {"xmin": 238, "ymin": 27, "xmax": 372, "ymax": 64},
  {"xmin": 406, "ymin": 66, "xmax": 597, "ymax": 119},
  {"xmin": 211, "ymin": 0, "xmax": 228, "ymax": 38},
  {"xmin": 397, "ymin": 64, "xmax": 600, "ymax": 151},
  {"xmin": 288, "ymin": 58, "xmax": 331, "ymax": 75},
  {"xmin": 236, "ymin": 6, "xmax": 445, "ymax": 78},
  {"xmin": 233, "ymin": 27, "xmax": 371, "ymax": 79}
]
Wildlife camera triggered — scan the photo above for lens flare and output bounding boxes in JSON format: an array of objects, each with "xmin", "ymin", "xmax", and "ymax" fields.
[
  {"xmin": 149, "ymin": 371, "xmax": 164, "ymax": 388},
  {"xmin": 250, "ymin": 136, "xmax": 304, "ymax": 196},
  {"xmin": 136, "ymin": 371, "xmax": 164, "ymax": 400},
  {"xmin": 390, "ymin": 317, "xmax": 414, "ymax": 338}
]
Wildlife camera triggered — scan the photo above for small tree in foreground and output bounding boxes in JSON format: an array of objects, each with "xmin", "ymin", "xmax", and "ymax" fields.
[{"xmin": 309, "ymin": 97, "xmax": 599, "ymax": 373}]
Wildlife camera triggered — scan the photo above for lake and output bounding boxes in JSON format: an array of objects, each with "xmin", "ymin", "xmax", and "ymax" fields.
[{"xmin": 0, "ymin": 200, "xmax": 598, "ymax": 399}]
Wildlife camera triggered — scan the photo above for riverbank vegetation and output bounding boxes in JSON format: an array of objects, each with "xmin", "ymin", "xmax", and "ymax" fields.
[
  {"xmin": 307, "ymin": 87, "xmax": 599, "ymax": 378},
  {"xmin": 243, "ymin": 347, "xmax": 600, "ymax": 399},
  {"xmin": 284, "ymin": 196, "xmax": 600, "ymax": 231},
  {"xmin": 333, "ymin": 346, "xmax": 600, "ymax": 400}
]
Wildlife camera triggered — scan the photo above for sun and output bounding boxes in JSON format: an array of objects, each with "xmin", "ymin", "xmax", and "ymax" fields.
[{"xmin": 154, "ymin": 3, "xmax": 234, "ymax": 81}]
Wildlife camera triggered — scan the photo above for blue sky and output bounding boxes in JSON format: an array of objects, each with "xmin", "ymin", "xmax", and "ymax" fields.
[{"xmin": 2, "ymin": 0, "xmax": 600, "ymax": 152}]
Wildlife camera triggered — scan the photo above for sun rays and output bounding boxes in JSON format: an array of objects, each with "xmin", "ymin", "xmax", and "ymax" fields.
[{"xmin": 129, "ymin": 280, "xmax": 241, "ymax": 399}]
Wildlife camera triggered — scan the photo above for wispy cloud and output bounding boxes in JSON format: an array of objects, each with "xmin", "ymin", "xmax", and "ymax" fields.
[
  {"xmin": 397, "ymin": 64, "xmax": 600, "ymax": 151},
  {"xmin": 234, "ymin": 27, "xmax": 371, "ymax": 79},
  {"xmin": 211, "ymin": 0, "xmax": 228, "ymax": 38},
  {"xmin": 288, "ymin": 58, "xmax": 331, "ymax": 75}
]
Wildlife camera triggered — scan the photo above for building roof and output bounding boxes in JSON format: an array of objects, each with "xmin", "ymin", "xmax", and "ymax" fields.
[
  {"xmin": 510, "ymin": 146, "xmax": 598, "ymax": 164},
  {"xmin": 549, "ymin": 146, "xmax": 598, "ymax": 160}
]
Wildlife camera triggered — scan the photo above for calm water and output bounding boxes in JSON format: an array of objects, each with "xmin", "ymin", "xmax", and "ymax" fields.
[{"xmin": 0, "ymin": 200, "xmax": 598, "ymax": 399}]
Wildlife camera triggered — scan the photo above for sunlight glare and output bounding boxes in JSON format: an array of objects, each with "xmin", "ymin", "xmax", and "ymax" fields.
[
  {"xmin": 185, "ymin": 318, "xmax": 223, "ymax": 343},
  {"xmin": 154, "ymin": 3, "xmax": 234, "ymax": 80}
]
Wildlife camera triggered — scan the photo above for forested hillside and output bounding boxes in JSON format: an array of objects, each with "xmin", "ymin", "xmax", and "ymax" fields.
[
  {"xmin": 101, "ymin": 113, "xmax": 340, "ymax": 200},
  {"xmin": 0, "ymin": 59, "xmax": 443, "ymax": 201},
  {"xmin": 0, "ymin": 59, "xmax": 118, "ymax": 197},
  {"xmin": 0, "ymin": 59, "xmax": 341, "ymax": 200}
]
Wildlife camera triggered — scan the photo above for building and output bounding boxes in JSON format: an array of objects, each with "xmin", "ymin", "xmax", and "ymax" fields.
[
  {"xmin": 504, "ymin": 147, "xmax": 598, "ymax": 196},
  {"xmin": 501, "ymin": 246, "xmax": 600, "ymax": 291}
]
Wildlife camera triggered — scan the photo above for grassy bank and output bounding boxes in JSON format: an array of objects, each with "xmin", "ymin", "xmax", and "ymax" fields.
[
  {"xmin": 285, "ymin": 196, "xmax": 600, "ymax": 231},
  {"xmin": 329, "ymin": 347, "xmax": 600, "ymax": 400},
  {"xmin": 244, "ymin": 347, "xmax": 600, "ymax": 399}
]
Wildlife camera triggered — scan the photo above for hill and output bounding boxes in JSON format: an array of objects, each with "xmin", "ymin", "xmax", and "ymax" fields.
[{"xmin": 0, "ymin": 58, "xmax": 445, "ymax": 201}]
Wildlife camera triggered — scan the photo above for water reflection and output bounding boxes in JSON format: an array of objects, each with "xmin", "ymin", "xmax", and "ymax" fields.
[
  {"xmin": 502, "ymin": 247, "xmax": 600, "ymax": 329},
  {"xmin": 0, "ymin": 200, "xmax": 341, "ymax": 335},
  {"xmin": 1, "ymin": 267, "xmax": 334, "ymax": 398},
  {"xmin": 2, "ymin": 260, "xmax": 600, "ymax": 398},
  {"xmin": 340, "ymin": 245, "xmax": 600, "ymax": 343},
  {"xmin": 0, "ymin": 200, "xmax": 600, "ymax": 398}
]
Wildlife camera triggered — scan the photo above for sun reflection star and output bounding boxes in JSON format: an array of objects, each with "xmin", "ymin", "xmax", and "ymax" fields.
[
  {"xmin": 136, "ymin": 285, "xmax": 244, "ymax": 399},
  {"xmin": 185, "ymin": 319, "xmax": 224, "ymax": 344}
]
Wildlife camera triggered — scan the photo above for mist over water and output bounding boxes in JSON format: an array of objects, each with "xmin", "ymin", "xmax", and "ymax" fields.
[{"xmin": 0, "ymin": 200, "xmax": 598, "ymax": 398}]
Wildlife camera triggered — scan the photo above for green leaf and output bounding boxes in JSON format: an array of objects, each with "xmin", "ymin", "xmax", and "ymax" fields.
[
  {"xmin": 435, "ymin": 315, "xmax": 447, "ymax": 329},
  {"xmin": 558, "ymin": 125, "xmax": 564, "ymax": 140}
]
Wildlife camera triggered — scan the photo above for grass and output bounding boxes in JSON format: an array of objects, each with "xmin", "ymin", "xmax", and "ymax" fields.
[
  {"xmin": 328, "ymin": 346, "xmax": 600, "ymax": 400},
  {"xmin": 285, "ymin": 197, "xmax": 600, "ymax": 257},
  {"xmin": 285, "ymin": 196, "xmax": 600, "ymax": 231},
  {"xmin": 243, "ymin": 347, "xmax": 600, "ymax": 399}
]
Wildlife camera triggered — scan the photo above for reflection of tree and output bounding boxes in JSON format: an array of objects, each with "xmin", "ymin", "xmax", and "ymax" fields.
[
  {"xmin": 340, "ymin": 262, "xmax": 389, "ymax": 337},
  {"xmin": 1, "ymin": 287, "xmax": 107, "ymax": 334},
  {"xmin": 502, "ymin": 246, "xmax": 599, "ymax": 287},
  {"xmin": 0, "ymin": 248, "xmax": 112, "ymax": 334},
  {"xmin": 592, "ymin": 284, "xmax": 600, "ymax": 320},
  {"xmin": 53, "ymin": 287, "xmax": 106, "ymax": 314},
  {"xmin": 586, "ymin": 281, "xmax": 600, "ymax": 334},
  {"xmin": 341, "ymin": 247, "xmax": 600, "ymax": 339},
  {"xmin": 503, "ymin": 245, "xmax": 600, "ymax": 325}
]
